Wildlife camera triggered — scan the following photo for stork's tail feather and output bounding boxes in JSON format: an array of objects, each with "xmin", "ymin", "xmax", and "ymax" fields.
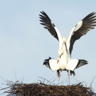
[
  {"xmin": 43, "ymin": 57, "xmax": 52, "ymax": 68},
  {"xmin": 70, "ymin": 71, "xmax": 75, "ymax": 76},
  {"xmin": 76, "ymin": 59, "xmax": 88, "ymax": 69}
]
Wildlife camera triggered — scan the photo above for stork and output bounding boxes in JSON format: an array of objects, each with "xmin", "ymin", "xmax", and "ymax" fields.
[{"xmin": 39, "ymin": 11, "xmax": 96, "ymax": 84}]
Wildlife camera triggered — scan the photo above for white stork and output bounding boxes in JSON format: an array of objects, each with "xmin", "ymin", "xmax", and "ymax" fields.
[{"xmin": 39, "ymin": 11, "xmax": 96, "ymax": 84}]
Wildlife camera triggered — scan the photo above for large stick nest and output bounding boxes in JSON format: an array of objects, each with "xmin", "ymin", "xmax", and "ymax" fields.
[
  {"xmin": 3, "ymin": 80, "xmax": 95, "ymax": 96},
  {"xmin": 1, "ymin": 76, "xmax": 95, "ymax": 96}
]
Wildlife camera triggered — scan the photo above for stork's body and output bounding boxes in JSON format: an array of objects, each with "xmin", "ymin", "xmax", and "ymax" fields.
[{"xmin": 39, "ymin": 11, "xmax": 96, "ymax": 84}]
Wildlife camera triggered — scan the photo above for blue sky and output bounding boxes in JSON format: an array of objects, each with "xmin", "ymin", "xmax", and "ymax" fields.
[{"xmin": 0, "ymin": 1, "xmax": 96, "ymax": 95}]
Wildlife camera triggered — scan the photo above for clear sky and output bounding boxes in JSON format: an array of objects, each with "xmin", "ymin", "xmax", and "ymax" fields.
[{"xmin": 0, "ymin": 0, "xmax": 96, "ymax": 95}]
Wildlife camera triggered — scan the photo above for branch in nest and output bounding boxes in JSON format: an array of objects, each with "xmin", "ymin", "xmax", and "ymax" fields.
[
  {"xmin": 38, "ymin": 76, "xmax": 55, "ymax": 85},
  {"xmin": 89, "ymin": 76, "xmax": 96, "ymax": 89}
]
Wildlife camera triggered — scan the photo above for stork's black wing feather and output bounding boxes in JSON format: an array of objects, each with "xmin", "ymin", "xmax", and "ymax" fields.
[
  {"xmin": 39, "ymin": 11, "xmax": 58, "ymax": 40},
  {"xmin": 76, "ymin": 59, "xmax": 88, "ymax": 69},
  {"xmin": 67, "ymin": 12, "xmax": 96, "ymax": 55}
]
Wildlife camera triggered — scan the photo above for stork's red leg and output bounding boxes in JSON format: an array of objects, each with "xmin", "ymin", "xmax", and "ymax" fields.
[
  {"xmin": 58, "ymin": 76, "xmax": 60, "ymax": 85},
  {"xmin": 67, "ymin": 70, "xmax": 70, "ymax": 85},
  {"xmin": 58, "ymin": 71, "xmax": 60, "ymax": 85}
]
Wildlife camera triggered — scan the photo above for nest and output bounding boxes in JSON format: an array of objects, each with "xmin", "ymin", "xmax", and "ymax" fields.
[
  {"xmin": 1, "ymin": 78, "xmax": 94, "ymax": 96},
  {"xmin": 5, "ymin": 83, "xmax": 94, "ymax": 96},
  {"xmin": 0, "ymin": 76, "xmax": 95, "ymax": 96}
]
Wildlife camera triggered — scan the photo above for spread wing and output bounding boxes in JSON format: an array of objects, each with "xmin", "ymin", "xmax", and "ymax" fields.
[
  {"xmin": 39, "ymin": 11, "xmax": 58, "ymax": 40},
  {"xmin": 67, "ymin": 12, "xmax": 96, "ymax": 55},
  {"xmin": 39, "ymin": 11, "xmax": 65, "ymax": 54}
]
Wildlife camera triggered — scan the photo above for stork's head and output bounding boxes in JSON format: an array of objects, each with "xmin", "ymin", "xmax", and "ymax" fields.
[{"xmin": 63, "ymin": 38, "xmax": 66, "ymax": 43}]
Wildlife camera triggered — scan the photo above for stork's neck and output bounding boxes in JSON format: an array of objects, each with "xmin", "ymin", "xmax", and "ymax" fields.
[{"xmin": 65, "ymin": 42, "xmax": 68, "ymax": 52}]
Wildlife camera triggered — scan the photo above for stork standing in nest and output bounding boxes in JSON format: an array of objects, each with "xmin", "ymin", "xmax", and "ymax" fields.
[{"xmin": 39, "ymin": 11, "xmax": 96, "ymax": 84}]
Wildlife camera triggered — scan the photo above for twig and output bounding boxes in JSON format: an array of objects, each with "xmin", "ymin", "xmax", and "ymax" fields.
[
  {"xmin": 0, "ymin": 76, "xmax": 6, "ymax": 83},
  {"xmin": 51, "ymin": 78, "xmax": 57, "ymax": 83},
  {"xmin": 0, "ymin": 87, "xmax": 10, "ymax": 91},
  {"xmin": 89, "ymin": 76, "xmax": 96, "ymax": 89},
  {"xmin": 38, "ymin": 76, "xmax": 55, "ymax": 85},
  {"xmin": 59, "ymin": 77, "xmax": 69, "ymax": 85}
]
